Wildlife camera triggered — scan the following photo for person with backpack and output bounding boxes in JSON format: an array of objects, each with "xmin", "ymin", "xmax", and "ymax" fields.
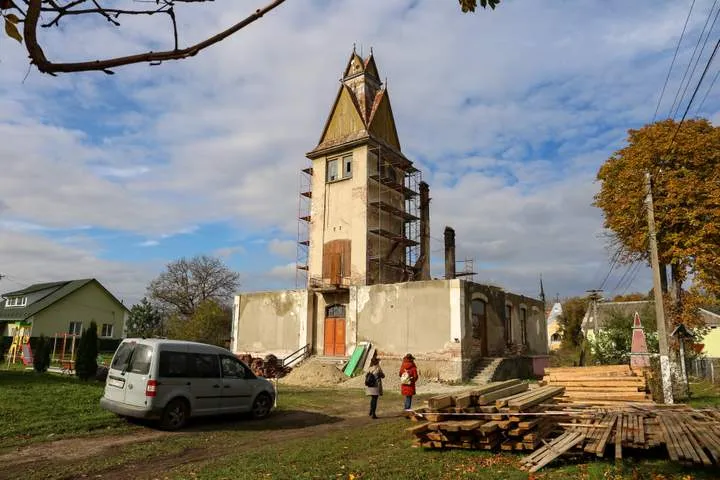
[
  {"xmin": 399, "ymin": 353, "xmax": 419, "ymax": 410},
  {"xmin": 365, "ymin": 356, "xmax": 385, "ymax": 419}
]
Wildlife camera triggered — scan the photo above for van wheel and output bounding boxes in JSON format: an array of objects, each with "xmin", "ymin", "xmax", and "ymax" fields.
[
  {"xmin": 251, "ymin": 393, "xmax": 272, "ymax": 419},
  {"xmin": 160, "ymin": 398, "xmax": 189, "ymax": 430}
]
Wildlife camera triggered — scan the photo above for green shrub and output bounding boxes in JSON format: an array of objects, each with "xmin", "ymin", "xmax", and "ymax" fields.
[
  {"xmin": 75, "ymin": 322, "xmax": 99, "ymax": 381},
  {"xmin": 33, "ymin": 335, "xmax": 52, "ymax": 373}
]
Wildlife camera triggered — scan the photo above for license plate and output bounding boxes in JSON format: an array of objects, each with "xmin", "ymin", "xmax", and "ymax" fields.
[{"xmin": 108, "ymin": 377, "xmax": 125, "ymax": 389}]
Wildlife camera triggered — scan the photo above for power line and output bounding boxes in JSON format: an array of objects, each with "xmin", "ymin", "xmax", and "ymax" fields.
[
  {"xmin": 598, "ymin": 247, "xmax": 623, "ymax": 291},
  {"xmin": 670, "ymin": 37, "xmax": 720, "ymax": 147},
  {"xmin": 653, "ymin": 0, "xmax": 697, "ymax": 122},
  {"xmin": 668, "ymin": 0, "xmax": 719, "ymax": 118},
  {"xmin": 696, "ymin": 63, "xmax": 720, "ymax": 113},
  {"xmin": 610, "ymin": 262, "xmax": 634, "ymax": 296},
  {"xmin": 620, "ymin": 262, "xmax": 643, "ymax": 295},
  {"xmin": 672, "ymin": 6, "xmax": 720, "ymax": 120}
]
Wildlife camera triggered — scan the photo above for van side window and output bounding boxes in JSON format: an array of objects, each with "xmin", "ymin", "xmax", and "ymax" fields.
[
  {"xmin": 127, "ymin": 345, "xmax": 153, "ymax": 374},
  {"xmin": 159, "ymin": 351, "xmax": 189, "ymax": 377},
  {"xmin": 190, "ymin": 354, "xmax": 220, "ymax": 378},
  {"xmin": 221, "ymin": 356, "xmax": 247, "ymax": 378}
]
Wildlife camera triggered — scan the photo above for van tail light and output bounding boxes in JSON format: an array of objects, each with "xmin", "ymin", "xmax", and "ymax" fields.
[{"xmin": 145, "ymin": 380, "xmax": 157, "ymax": 397}]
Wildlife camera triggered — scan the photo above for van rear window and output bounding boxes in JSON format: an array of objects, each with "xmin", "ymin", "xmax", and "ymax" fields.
[
  {"xmin": 110, "ymin": 342, "xmax": 134, "ymax": 370},
  {"xmin": 128, "ymin": 345, "xmax": 153, "ymax": 374}
]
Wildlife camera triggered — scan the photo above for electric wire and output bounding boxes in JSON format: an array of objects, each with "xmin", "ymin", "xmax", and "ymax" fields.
[
  {"xmin": 668, "ymin": 0, "xmax": 720, "ymax": 118},
  {"xmin": 653, "ymin": 0, "xmax": 697, "ymax": 122},
  {"xmin": 696, "ymin": 63, "xmax": 720, "ymax": 113}
]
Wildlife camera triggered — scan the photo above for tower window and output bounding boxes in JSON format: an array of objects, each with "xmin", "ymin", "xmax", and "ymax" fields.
[
  {"xmin": 327, "ymin": 155, "xmax": 352, "ymax": 183},
  {"xmin": 343, "ymin": 155, "xmax": 352, "ymax": 178},
  {"xmin": 326, "ymin": 159, "xmax": 339, "ymax": 182}
]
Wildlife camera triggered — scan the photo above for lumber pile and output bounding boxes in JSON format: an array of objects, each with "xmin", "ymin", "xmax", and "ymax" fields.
[
  {"xmin": 541, "ymin": 365, "xmax": 652, "ymax": 404},
  {"xmin": 519, "ymin": 405, "xmax": 720, "ymax": 472},
  {"xmin": 408, "ymin": 380, "xmax": 567, "ymax": 451}
]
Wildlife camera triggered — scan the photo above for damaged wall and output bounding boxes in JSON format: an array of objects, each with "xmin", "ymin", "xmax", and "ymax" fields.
[{"xmin": 232, "ymin": 290, "xmax": 311, "ymax": 358}]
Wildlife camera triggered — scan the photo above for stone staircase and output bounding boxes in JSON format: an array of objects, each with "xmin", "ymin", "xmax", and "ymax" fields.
[
  {"xmin": 313, "ymin": 355, "xmax": 348, "ymax": 367},
  {"xmin": 470, "ymin": 357, "xmax": 504, "ymax": 384}
]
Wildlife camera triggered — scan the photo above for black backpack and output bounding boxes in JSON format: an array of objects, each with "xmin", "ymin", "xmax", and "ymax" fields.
[{"xmin": 364, "ymin": 372, "xmax": 377, "ymax": 387}]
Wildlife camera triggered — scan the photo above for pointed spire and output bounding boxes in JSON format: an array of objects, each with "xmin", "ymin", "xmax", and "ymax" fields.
[{"xmin": 540, "ymin": 274, "xmax": 546, "ymax": 304}]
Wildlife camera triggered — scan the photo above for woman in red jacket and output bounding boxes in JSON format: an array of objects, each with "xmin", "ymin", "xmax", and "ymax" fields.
[{"xmin": 399, "ymin": 353, "xmax": 419, "ymax": 410}]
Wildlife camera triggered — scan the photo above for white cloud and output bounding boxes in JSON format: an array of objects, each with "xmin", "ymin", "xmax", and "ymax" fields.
[
  {"xmin": 0, "ymin": 0, "xmax": 713, "ymax": 302},
  {"xmin": 268, "ymin": 239, "xmax": 297, "ymax": 259}
]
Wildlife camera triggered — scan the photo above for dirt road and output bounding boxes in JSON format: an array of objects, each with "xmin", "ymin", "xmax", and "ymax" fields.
[{"xmin": 0, "ymin": 408, "xmax": 391, "ymax": 480}]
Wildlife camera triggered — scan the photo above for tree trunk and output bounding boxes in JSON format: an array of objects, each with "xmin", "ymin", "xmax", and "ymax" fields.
[{"xmin": 660, "ymin": 264, "xmax": 668, "ymax": 294}]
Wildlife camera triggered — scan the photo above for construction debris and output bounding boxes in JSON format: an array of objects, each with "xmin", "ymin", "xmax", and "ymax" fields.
[
  {"xmin": 406, "ymin": 368, "xmax": 720, "ymax": 473},
  {"xmin": 236, "ymin": 353, "xmax": 292, "ymax": 378}
]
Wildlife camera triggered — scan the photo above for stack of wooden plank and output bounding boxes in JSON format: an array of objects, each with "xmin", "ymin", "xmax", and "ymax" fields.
[
  {"xmin": 541, "ymin": 365, "xmax": 652, "ymax": 404},
  {"xmin": 408, "ymin": 380, "xmax": 567, "ymax": 451},
  {"xmin": 520, "ymin": 405, "xmax": 720, "ymax": 472}
]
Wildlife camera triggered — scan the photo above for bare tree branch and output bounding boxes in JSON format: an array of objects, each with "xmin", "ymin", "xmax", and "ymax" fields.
[{"xmin": 20, "ymin": 0, "xmax": 286, "ymax": 75}]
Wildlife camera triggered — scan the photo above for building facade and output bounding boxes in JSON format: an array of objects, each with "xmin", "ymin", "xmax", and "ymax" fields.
[{"xmin": 233, "ymin": 51, "xmax": 549, "ymax": 381}]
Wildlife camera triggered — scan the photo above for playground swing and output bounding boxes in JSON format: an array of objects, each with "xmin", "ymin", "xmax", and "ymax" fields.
[{"xmin": 51, "ymin": 332, "xmax": 79, "ymax": 374}]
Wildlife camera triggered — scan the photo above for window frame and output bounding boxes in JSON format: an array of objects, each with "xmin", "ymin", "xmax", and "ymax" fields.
[
  {"xmin": 504, "ymin": 304, "xmax": 512, "ymax": 345},
  {"xmin": 326, "ymin": 154, "xmax": 352, "ymax": 183},
  {"xmin": 326, "ymin": 304, "xmax": 346, "ymax": 318},
  {"xmin": 520, "ymin": 307, "xmax": 528, "ymax": 346},
  {"xmin": 4, "ymin": 296, "xmax": 27, "ymax": 308},
  {"xmin": 101, "ymin": 323, "xmax": 114, "ymax": 338},
  {"xmin": 68, "ymin": 321, "xmax": 83, "ymax": 336}
]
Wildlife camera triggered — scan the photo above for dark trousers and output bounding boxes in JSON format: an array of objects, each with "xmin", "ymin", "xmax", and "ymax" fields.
[
  {"xmin": 369, "ymin": 395, "xmax": 378, "ymax": 417},
  {"xmin": 404, "ymin": 395, "xmax": 413, "ymax": 410}
]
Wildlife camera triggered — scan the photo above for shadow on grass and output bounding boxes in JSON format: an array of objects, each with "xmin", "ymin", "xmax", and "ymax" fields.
[{"xmin": 128, "ymin": 409, "xmax": 344, "ymax": 433}]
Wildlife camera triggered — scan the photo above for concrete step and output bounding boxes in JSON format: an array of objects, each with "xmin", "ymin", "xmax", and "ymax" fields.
[{"xmin": 470, "ymin": 357, "xmax": 504, "ymax": 385}]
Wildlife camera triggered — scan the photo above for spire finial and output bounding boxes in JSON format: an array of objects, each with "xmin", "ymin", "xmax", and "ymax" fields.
[
  {"xmin": 370, "ymin": 46, "xmax": 374, "ymax": 55},
  {"xmin": 353, "ymin": 43, "xmax": 356, "ymax": 54}
]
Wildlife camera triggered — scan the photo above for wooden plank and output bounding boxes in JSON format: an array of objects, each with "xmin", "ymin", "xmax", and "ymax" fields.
[
  {"xmin": 428, "ymin": 395, "xmax": 455, "ymax": 410},
  {"xmin": 475, "ymin": 382, "xmax": 529, "ymax": 406},
  {"xmin": 595, "ymin": 414, "xmax": 618, "ymax": 457},
  {"xmin": 508, "ymin": 386, "xmax": 565, "ymax": 411},
  {"xmin": 615, "ymin": 413, "xmax": 623, "ymax": 460},
  {"xmin": 526, "ymin": 432, "xmax": 586, "ymax": 473}
]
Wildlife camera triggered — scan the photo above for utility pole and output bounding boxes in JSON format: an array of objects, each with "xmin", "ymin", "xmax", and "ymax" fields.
[
  {"xmin": 645, "ymin": 172, "xmax": 673, "ymax": 404},
  {"xmin": 585, "ymin": 289, "xmax": 603, "ymax": 335}
]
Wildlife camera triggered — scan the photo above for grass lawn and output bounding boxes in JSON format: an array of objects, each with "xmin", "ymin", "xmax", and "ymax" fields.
[
  {"xmin": 1, "ymin": 370, "xmax": 719, "ymax": 480},
  {"xmin": 0, "ymin": 369, "xmax": 134, "ymax": 449}
]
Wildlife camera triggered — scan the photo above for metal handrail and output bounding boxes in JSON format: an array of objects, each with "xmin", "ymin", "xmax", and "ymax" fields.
[{"xmin": 282, "ymin": 344, "xmax": 311, "ymax": 368}]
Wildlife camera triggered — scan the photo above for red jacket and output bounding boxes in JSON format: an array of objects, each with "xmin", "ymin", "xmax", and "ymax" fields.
[{"xmin": 399, "ymin": 359, "xmax": 418, "ymax": 396}]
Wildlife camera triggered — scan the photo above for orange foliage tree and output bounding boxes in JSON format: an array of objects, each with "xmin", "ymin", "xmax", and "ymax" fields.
[{"xmin": 594, "ymin": 119, "xmax": 720, "ymax": 328}]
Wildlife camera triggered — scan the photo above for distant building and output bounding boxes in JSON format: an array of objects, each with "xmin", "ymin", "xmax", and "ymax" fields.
[
  {"xmin": 0, "ymin": 279, "xmax": 128, "ymax": 339},
  {"xmin": 232, "ymin": 50, "xmax": 549, "ymax": 382},
  {"xmin": 546, "ymin": 302, "xmax": 563, "ymax": 351}
]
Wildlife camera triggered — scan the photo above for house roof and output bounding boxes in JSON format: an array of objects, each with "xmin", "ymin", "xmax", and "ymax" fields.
[{"xmin": 0, "ymin": 278, "xmax": 129, "ymax": 322}]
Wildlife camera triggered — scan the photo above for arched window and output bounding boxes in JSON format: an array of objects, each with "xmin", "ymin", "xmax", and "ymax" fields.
[
  {"xmin": 520, "ymin": 307, "xmax": 528, "ymax": 346},
  {"xmin": 326, "ymin": 304, "xmax": 346, "ymax": 318},
  {"xmin": 504, "ymin": 304, "xmax": 512, "ymax": 345},
  {"xmin": 551, "ymin": 333, "xmax": 562, "ymax": 343}
]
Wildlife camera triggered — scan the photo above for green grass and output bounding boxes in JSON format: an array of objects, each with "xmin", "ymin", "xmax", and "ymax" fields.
[
  {"xmin": 2, "ymin": 370, "xmax": 719, "ymax": 480},
  {"xmin": 688, "ymin": 380, "xmax": 720, "ymax": 408},
  {"xmin": 0, "ymin": 370, "xmax": 134, "ymax": 449}
]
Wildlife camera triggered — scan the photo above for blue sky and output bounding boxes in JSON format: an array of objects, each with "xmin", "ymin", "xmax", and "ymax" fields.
[{"xmin": 0, "ymin": 0, "xmax": 718, "ymax": 305}]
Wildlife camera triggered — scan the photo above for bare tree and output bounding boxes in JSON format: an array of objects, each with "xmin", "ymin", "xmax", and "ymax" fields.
[
  {"xmin": 148, "ymin": 255, "xmax": 240, "ymax": 317},
  {"xmin": 0, "ymin": 0, "xmax": 500, "ymax": 76}
]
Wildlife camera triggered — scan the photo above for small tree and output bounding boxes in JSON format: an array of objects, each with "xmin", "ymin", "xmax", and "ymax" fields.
[
  {"xmin": 33, "ymin": 335, "xmax": 52, "ymax": 373},
  {"xmin": 75, "ymin": 322, "xmax": 99, "ymax": 381},
  {"xmin": 167, "ymin": 299, "xmax": 232, "ymax": 347},
  {"xmin": 558, "ymin": 297, "xmax": 587, "ymax": 348},
  {"xmin": 589, "ymin": 310, "xmax": 659, "ymax": 365},
  {"xmin": 126, "ymin": 298, "xmax": 164, "ymax": 338}
]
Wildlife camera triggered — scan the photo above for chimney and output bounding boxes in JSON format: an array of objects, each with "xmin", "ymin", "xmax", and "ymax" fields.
[
  {"xmin": 444, "ymin": 226, "xmax": 456, "ymax": 280},
  {"xmin": 418, "ymin": 182, "xmax": 431, "ymax": 280}
]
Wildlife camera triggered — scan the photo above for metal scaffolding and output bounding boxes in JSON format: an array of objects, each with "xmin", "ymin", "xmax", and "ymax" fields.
[
  {"xmin": 367, "ymin": 143, "xmax": 421, "ymax": 284},
  {"xmin": 295, "ymin": 163, "xmax": 312, "ymax": 288}
]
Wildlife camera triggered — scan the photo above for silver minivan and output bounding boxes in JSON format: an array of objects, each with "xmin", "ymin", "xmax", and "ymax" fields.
[{"xmin": 100, "ymin": 338, "xmax": 275, "ymax": 430}]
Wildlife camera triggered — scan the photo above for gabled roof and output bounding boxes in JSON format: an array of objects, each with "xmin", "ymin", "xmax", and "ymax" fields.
[
  {"xmin": 307, "ymin": 49, "xmax": 405, "ymax": 158},
  {"xmin": 0, "ymin": 278, "xmax": 129, "ymax": 321}
]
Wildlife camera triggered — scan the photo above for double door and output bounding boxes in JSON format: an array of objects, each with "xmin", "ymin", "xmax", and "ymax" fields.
[{"xmin": 323, "ymin": 317, "xmax": 346, "ymax": 357}]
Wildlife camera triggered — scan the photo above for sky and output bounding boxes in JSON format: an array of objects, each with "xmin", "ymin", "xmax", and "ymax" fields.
[{"xmin": 0, "ymin": 0, "xmax": 718, "ymax": 306}]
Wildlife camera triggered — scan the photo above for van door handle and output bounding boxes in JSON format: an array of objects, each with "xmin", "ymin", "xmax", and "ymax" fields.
[
  {"xmin": 224, "ymin": 385, "xmax": 231, "ymax": 389},
  {"xmin": 213, "ymin": 384, "xmax": 221, "ymax": 388},
  {"xmin": 186, "ymin": 382, "xmax": 191, "ymax": 386}
]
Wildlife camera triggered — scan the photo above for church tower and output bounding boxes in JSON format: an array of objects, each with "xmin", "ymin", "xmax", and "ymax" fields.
[{"xmin": 296, "ymin": 50, "xmax": 427, "ymax": 290}]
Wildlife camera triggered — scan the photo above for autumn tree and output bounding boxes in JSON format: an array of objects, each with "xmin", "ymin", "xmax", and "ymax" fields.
[
  {"xmin": 1, "ymin": 0, "xmax": 500, "ymax": 76},
  {"xmin": 126, "ymin": 297, "xmax": 164, "ymax": 338},
  {"xmin": 594, "ymin": 118, "xmax": 720, "ymax": 327},
  {"xmin": 148, "ymin": 255, "xmax": 240, "ymax": 317},
  {"xmin": 558, "ymin": 296, "xmax": 587, "ymax": 348},
  {"xmin": 167, "ymin": 299, "xmax": 232, "ymax": 347}
]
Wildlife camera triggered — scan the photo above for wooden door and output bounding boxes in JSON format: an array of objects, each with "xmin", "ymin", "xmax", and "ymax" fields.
[{"xmin": 323, "ymin": 317, "xmax": 346, "ymax": 357}]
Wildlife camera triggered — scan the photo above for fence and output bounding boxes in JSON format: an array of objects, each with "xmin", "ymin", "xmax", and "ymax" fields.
[{"xmin": 688, "ymin": 357, "xmax": 720, "ymax": 384}]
